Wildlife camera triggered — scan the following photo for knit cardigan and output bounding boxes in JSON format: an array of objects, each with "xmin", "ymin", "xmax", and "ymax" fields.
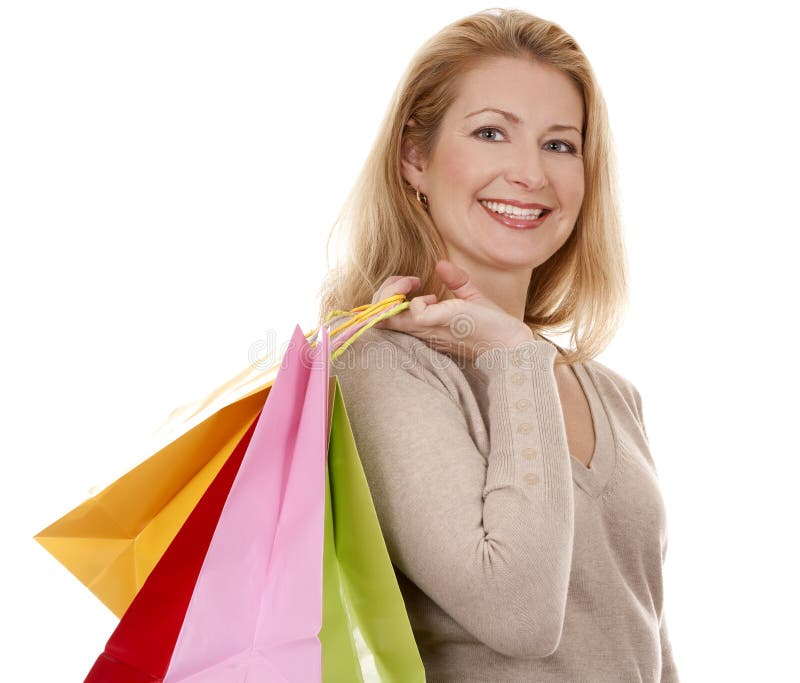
[{"xmin": 331, "ymin": 327, "xmax": 679, "ymax": 682}]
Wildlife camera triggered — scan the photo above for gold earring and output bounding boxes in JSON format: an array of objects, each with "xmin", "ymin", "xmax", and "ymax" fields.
[{"xmin": 415, "ymin": 187, "xmax": 429, "ymax": 210}]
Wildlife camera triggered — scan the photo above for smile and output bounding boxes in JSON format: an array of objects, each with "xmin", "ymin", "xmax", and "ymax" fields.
[
  {"xmin": 479, "ymin": 200, "xmax": 546, "ymax": 218},
  {"xmin": 479, "ymin": 200, "xmax": 551, "ymax": 230}
]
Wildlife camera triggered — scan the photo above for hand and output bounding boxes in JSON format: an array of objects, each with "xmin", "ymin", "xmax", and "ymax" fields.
[{"xmin": 371, "ymin": 260, "xmax": 535, "ymax": 362}]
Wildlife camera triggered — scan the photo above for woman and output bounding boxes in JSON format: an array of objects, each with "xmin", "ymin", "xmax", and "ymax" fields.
[{"xmin": 321, "ymin": 8, "xmax": 679, "ymax": 682}]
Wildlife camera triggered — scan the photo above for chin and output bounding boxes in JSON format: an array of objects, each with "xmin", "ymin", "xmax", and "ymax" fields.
[{"xmin": 489, "ymin": 252, "xmax": 542, "ymax": 270}]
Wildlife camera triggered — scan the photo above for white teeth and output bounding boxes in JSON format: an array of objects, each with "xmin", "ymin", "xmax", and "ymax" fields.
[{"xmin": 480, "ymin": 200, "xmax": 545, "ymax": 218}]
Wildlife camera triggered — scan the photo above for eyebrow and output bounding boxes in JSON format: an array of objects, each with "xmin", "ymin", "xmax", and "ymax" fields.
[{"xmin": 465, "ymin": 107, "xmax": 582, "ymax": 135}]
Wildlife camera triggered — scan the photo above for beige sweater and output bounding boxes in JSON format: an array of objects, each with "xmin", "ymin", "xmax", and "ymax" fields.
[{"xmin": 331, "ymin": 327, "xmax": 679, "ymax": 682}]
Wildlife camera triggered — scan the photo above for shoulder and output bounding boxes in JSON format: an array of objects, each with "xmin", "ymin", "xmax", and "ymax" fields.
[
  {"xmin": 581, "ymin": 356, "xmax": 646, "ymax": 431},
  {"xmin": 331, "ymin": 326, "xmax": 431, "ymax": 368},
  {"xmin": 330, "ymin": 326, "xmax": 464, "ymax": 403},
  {"xmin": 328, "ymin": 327, "xmax": 481, "ymax": 454}
]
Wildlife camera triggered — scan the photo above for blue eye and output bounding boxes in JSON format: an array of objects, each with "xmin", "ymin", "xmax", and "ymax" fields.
[
  {"xmin": 474, "ymin": 128, "xmax": 579, "ymax": 154},
  {"xmin": 474, "ymin": 127, "xmax": 506, "ymax": 142},
  {"xmin": 547, "ymin": 140, "xmax": 578, "ymax": 154}
]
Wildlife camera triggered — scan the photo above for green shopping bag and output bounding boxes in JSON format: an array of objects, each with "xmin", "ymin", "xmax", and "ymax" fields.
[{"xmin": 321, "ymin": 376, "xmax": 426, "ymax": 682}]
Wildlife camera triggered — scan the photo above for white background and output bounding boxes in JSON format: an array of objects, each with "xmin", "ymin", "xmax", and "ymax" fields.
[{"xmin": 2, "ymin": 1, "xmax": 798, "ymax": 681}]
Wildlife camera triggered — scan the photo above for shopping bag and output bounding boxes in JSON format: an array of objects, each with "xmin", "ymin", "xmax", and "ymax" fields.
[
  {"xmin": 320, "ymin": 376, "xmax": 425, "ymax": 682},
  {"xmin": 85, "ymin": 323, "xmax": 328, "ymax": 681},
  {"xmin": 83, "ymin": 321, "xmax": 424, "ymax": 682},
  {"xmin": 156, "ymin": 322, "xmax": 330, "ymax": 681},
  {"xmin": 34, "ymin": 390, "xmax": 268, "ymax": 617},
  {"xmin": 84, "ymin": 417, "xmax": 258, "ymax": 681},
  {"xmin": 34, "ymin": 295, "xmax": 411, "ymax": 617}
]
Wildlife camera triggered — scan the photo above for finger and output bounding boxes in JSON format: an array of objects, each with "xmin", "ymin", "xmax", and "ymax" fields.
[
  {"xmin": 382, "ymin": 275, "xmax": 410, "ymax": 288},
  {"xmin": 434, "ymin": 260, "xmax": 484, "ymax": 302},
  {"xmin": 408, "ymin": 295, "xmax": 452, "ymax": 326},
  {"xmin": 409, "ymin": 296, "xmax": 428, "ymax": 314},
  {"xmin": 383, "ymin": 296, "xmax": 448, "ymax": 335},
  {"xmin": 375, "ymin": 301, "xmax": 415, "ymax": 331},
  {"xmin": 393, "ymin": 275, "xmax": 421, "ymax": 294},
  {"xmin": 372, "ymin": 277, "xmax": 424, "ymax": 331},
  {"xmin": 371, "ymin": 275, "xmax": 421, "ymax": 305}
]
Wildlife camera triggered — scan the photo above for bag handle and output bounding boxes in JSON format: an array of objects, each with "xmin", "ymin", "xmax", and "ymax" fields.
[
  {"xmin": 306, "ymin": 294, "xmax": 410, "ymax": 360},
  {"xmin": 151, "ymin": 295, "xmax": 412, "ymax": 434}
]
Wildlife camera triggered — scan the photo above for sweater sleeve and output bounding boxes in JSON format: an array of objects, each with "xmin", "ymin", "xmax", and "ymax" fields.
[
  {"xmin": 631, "ymin": 384, "xmax": 648, "ymax": 443},
  {"xmin": 659, "ymin": 609, "xmax": 680, "ymax": 682},
  {"xmin": 631, "ymin": 380, "xmax": 680, "ymax": 682},
  {"xmin": 331, "ymin": 333, "xmax": 575, "ymax": 658}
]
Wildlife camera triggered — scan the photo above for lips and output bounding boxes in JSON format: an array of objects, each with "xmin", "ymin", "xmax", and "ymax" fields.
[
  {"xmin": 479, "ymin": 201, "xmax": 550, "ymax": 230},
  {"xmin": 478, "ymin": 198, "xmax": 552, "ymax": 210}
]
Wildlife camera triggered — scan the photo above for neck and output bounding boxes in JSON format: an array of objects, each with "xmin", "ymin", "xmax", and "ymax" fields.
[{"xmin": 444, "ymin": 255, "xmax": 533, "ymax": 322}]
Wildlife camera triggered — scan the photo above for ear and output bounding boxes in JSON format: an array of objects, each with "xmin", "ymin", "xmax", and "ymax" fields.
[{"xmin": 400, "ymin": 117, "xmax": 426, "ymax": 191}]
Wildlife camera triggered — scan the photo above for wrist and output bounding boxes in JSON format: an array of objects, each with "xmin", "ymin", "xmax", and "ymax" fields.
[{"xmin": 505, "ymin": 326, "xmax": 536, "ymax": 347}]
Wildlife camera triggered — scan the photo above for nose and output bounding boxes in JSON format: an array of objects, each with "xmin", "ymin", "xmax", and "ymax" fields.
[{"xmin": 504, "ymin": 147, "xmax": 548, "ymax": 191}]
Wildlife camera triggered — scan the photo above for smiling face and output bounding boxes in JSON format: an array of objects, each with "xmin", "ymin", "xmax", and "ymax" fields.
[{"xmin": 402, "ymin": 55, "xmax": 586, "ymax": 292}]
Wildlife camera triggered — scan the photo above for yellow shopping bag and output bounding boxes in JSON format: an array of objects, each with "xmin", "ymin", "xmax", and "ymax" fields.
[{"xmin": 35, "ymin": 295, "xmax": 411, "ymax": 618}]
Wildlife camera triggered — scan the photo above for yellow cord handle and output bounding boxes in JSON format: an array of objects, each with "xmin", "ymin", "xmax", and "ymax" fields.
[
  {"xmin": 152, "ymin": 294, "xmax": 411, "ymax": 434},
  {"xmin": 306, "ymin": 293, "xmax": 410, "ymax": 361}
]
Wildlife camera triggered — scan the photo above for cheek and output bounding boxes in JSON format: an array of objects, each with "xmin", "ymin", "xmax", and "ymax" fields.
[
  {"xmin": 554, "ymin": 166, "xmax": 585, "ymax": 209},
  {"xmin": 441, "ymin": 161, "xmax": 475, "ymax": 197},
  {"xmin": 572, "ymin": 178, "xmax": 585, "ymax": 209},
  {"xmin": 433, "ymin": 143, "xmax": 485, "ymax": 197}
]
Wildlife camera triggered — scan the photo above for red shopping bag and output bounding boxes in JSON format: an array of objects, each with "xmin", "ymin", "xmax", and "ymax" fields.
[
  {"xmin": 86, "ymin": 323, "xmax": 330, "ymax": 682},
  {"xmin": 84, "ymin": 416, "xmax": 258, "ymax": 681}
]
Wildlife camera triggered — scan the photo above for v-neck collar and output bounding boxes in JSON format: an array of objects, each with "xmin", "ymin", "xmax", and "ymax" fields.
[{"xmin": 566, "ymin": 360, "xmax": 619, "ymax": 498}]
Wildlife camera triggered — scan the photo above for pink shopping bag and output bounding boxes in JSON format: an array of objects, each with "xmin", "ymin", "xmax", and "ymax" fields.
[{"xmin": 161, "ymin": 323, "xmax": 330, "ymax": 681}]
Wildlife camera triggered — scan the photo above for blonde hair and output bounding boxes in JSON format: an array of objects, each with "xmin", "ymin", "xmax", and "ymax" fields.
[{"xmin": 316, "ymin": 7, "xmax": 629, "ymax": 366}]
